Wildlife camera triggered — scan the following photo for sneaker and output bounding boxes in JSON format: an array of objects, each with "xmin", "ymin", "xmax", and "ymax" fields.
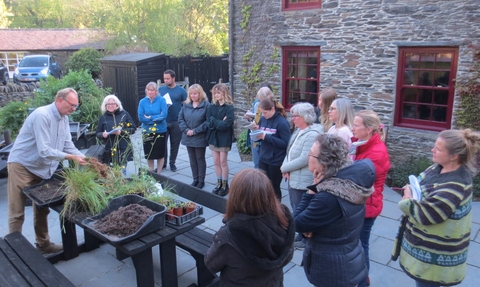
[
  {"xmin": 36, "ymin": 242, "xmax": 63, "ymax": 254},
  {"xmin": 170, "ymin": 164, "xmax": 177, "ymax": 172},
  {"xmin": 294, "ymin": 240, "xmax": 305, "ymax": 250}
]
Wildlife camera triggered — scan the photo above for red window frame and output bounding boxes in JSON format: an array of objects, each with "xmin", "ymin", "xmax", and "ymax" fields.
[
  {"xmin": 282, "ymin": 46, "xmax": 320, "ymax": 110},
  {"xmin": 394, "ymin": 47, "xmax": 458, "ymax": 131},
  {"xmin": 282, "ymin": 0, "xmax": 321, "ymax": 11}
]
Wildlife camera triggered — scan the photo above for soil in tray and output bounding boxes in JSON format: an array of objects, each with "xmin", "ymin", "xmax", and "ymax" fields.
[
  {"xmin": 28, "ymin": 180, "xmax": 65, "ymax": 203},
  {"xmin": 93, "ymin": 204, "xmax": 156, "ymax": 238}
]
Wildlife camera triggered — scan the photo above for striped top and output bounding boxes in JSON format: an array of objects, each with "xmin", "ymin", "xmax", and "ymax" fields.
[{"xmin": 398, "ymin": 164, "xmax": 472, "ymax": 286}]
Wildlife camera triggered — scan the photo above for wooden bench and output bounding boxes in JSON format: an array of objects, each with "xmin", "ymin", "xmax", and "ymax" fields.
[
  {"xmin": 0, "ymin": 232, "xmax": 74, "ymax": 287},
  {"xmin": 150, "ymin": 172, "xmax": 226, "ymax": 287}
]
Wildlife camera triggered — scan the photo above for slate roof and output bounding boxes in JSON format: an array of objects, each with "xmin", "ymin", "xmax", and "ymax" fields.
[{"xmin": 0, "ymin": 29, "xmax": 108, "ymax": 51}]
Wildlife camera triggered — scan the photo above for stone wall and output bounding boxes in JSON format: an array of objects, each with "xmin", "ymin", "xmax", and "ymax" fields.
[
  {"xmin": 0, "ymin": 83, "xmax": 37, "ymax": 108},
  {"xmin": 230, "ymin": 0, "xmax": 480, "ymax": 164}
]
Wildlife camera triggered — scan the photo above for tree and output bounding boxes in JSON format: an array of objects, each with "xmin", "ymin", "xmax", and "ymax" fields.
[
  {"xmin": 0, "ymin": 0, "xmax": 13, "ymax": 28},
  {"xmin": 64, "ymin": 48, "xmax": 104, "ymax": 78}
]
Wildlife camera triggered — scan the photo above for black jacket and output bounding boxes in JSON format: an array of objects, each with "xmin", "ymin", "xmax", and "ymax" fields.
[
  {"xmin": 95, "ymin": 109, "xmax": 136, "ymax": 163},
  {"xmin": 205, "ymin": 205, "xmax": 295, "ymax": 287},
  {"xmin": 293, "ymin": 159, "xmax": 376, "ymax": 287},
  {"xmin": 206, "ymin": 102, "xmax": 234, "ymax": 148}
]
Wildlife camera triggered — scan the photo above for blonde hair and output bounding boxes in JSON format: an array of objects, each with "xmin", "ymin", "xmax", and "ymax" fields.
[
  {"xmin": 331, "ymin": 98, "xmax": 354, "ymax": 129},
  {"xmin": 355, "ymin": 110, "xmax": 386, "ymax": 142},
  {"xmin": 439, "ymin": 129, "xmax": 480, "ymax": 174},
  {"xmin": 211, "ymin": 83, "xmax": 233, "ymax": 105},
  {"xmin": 318, "ymin": 88, "xmax": 337, "ymax": 131},
  {"xmin": 186, "ymin": 84, "xmax": 208, "ymax": 104}
]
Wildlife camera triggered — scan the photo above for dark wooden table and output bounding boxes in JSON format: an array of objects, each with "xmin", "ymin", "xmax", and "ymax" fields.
[
  {"xmin": 0, "ymin": 232, "xmax": 75, "ymax": 287},
  {"xmin": 50, "ymin": 205, "xmax": 205, "ymax": 287}
]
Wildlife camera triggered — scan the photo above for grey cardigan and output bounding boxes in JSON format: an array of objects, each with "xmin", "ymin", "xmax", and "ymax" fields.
[
  {"xmin": 178, "ymin": 100, "xmax": 210, "ymax": 147},
  {"xmin": 281, "ymin": 124, "xmax": 323, "ymax": 190}
]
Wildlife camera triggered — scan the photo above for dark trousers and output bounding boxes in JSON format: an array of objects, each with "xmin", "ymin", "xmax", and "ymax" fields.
[
  {"xmin": 258, "ymin": 161, "xmax": 283, "ymax": 200},
  {"xmin": 358, "ymin": 217, "xmax": 377, "ymax": 287},
  {"xmin": 165, "ymin": 121, "xmax": 182, "ymax": 165},
  {"xmin": 187, "ymin": 146, "xmax": 207, "ymax": 182}
]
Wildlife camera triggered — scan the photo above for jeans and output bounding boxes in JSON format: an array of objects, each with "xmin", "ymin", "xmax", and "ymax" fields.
[
  {"xmin": 251, "ymin": 144, "xmax": 260, "ymax": 168},
  {"xmin": 358, "ymin": 217, "xmax": 377, "ymax": 287},
  {"xmin": 415, "ymin": 281, "xmax": 441, "ymax": 287},
  {"xmin": 165, "ymin": 121, "xmax": 182, "ymax": 165},
  {"xmin": 186, "ymin": 146, "xmax": 207, "ymax": 182},
  {"xmin": 258, "ymin": 161, "xmax": 282, "ymax": 200}
]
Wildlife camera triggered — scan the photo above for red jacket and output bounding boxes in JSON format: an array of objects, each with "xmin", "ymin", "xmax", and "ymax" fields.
[{"xmin": 353, "ymin": 133, "xmax": 390, "ymax": 218}]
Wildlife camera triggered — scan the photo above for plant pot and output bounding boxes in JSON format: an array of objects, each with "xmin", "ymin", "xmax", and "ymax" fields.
[
  {"xmin": 185, "ymin": 202, "xmax": 196, "ymax": 214},
  {"xmin": 173, "ymin": 206, "xmax": 184, "ymax": 217},
  {"xmin": 166, "ymin": 208, "xmax": 174, "ymax": 220}
]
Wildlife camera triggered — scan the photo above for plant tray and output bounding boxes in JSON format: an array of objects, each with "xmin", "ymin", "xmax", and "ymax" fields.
[
  {"xmin": 166, "ymin": 200, "xmax": 203, "ymax": 226},
  {"xmin": 22, "ymin": 172, "xmax": 66, "ymax": 208},
  {"xmin": 82, "ymin": 195, "xmax": 166, "ymax": 244}
]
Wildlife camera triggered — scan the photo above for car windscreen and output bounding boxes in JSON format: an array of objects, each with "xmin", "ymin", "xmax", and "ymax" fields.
[{"xmin": 19, "ymin": 57, "xmax": 48, "ymax": 67}]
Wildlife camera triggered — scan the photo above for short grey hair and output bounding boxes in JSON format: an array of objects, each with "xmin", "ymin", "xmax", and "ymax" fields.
[
  {"xmin": 256, "ymin": 87, "xmax": 274, "ymax": 101},
  {"xmin": 313, "ymin": 133, "xmax": 352, "ymax": 179},
  {"xmin": 291, "ymin": 102, "xmax": 316, "ymax": 125},
  {"xmin": 101, "ymin": 94, "xmax": 123, "ymax": 112}
]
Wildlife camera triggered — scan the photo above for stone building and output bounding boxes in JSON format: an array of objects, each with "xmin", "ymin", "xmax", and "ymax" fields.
[{"xmin": 228, "ymin": 0, "xmax": 480, "ymax": 164}]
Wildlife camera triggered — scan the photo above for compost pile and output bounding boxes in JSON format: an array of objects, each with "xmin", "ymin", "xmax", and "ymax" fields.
[{"xmin": 93, "ymin": 204, "xmax": 156, "ymax": 237}]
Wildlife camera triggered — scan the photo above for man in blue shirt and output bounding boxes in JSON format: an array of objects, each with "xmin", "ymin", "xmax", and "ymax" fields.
[
  {"xmin": 7, "ymin": 87, "xmax": 87, "ymax": 254},
  {"xmin": 158, "ymin": 70, "xmax": 187, "ymax": 171}
]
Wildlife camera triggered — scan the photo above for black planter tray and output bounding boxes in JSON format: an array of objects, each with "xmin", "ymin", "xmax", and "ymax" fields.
[
  {"xmin": 22, "ymin": 172, "xmax": 66, "ymax": 208},
  {"xmin": 166, "ymin": 200, "xmax": 203, "ymax": 226},
  {"xmin": 82, "ymin": 195, "xmax": 166, "ymax": 244}
]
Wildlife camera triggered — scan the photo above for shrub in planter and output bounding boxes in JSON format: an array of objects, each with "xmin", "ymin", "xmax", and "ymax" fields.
[
  {"xmin": 387, "ymin": 156, "xmax": 432, "ymax": 189},
  {"xmin": 237, "ymin": 129, "xmax": 251, "ymax": 155}
]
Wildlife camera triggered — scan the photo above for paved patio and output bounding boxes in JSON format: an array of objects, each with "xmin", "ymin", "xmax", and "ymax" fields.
[{"xmin": 0, "ymin": 130, "xmax": 479, "ymax": 286}]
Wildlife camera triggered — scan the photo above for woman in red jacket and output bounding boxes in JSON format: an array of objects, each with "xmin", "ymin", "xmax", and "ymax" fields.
[{"xmin": 351, "ymin": 110, "xmax": 390, "ymax": 287}]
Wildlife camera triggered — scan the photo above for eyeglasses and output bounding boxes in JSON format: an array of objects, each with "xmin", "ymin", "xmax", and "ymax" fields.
[
  {"xmin": 308, "ymin": 152, "xmax": 319, "ymax": 159},
  {"xmin": 106, "ymin": 103, "xmax": 117, "ymax": 106},
  {"xmin": 64, "ymin": 98, "xmax": 79, "ymax": 109},
  {"xmin": 328, "ymin": 107, "xmax": 337, "ymax": 112},
  {"xmin": 291, "ymin": 114, "xmax": 301, "ymax": 119}
]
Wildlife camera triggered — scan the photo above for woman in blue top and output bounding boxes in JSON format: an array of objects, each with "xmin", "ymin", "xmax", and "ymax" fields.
[
  {"xmin": 255, "ymin": 98, "xmax": 291, "ymax": 200},
  {"xmin": 138, "ymin": 82, "xmax": 168, "ymax": 174}
]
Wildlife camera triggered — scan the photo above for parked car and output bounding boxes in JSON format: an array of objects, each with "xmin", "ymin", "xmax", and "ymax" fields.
[
  {"xmin": 0, "ymin": 61, "xmax": 9, "ymax": 85},
  {"xmin": 13, "ymin": 55, "xmax": 62, "ymax": 83}
]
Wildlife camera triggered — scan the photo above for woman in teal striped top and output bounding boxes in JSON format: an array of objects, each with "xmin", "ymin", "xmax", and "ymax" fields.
[{"xmin": 397, "ymin": 129, "xmax": 480, "ymax": 287}]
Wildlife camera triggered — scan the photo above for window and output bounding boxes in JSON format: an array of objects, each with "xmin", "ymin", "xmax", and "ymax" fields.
[
  {"xmin": 282, "ymin": 0, "xmax": 321, "ymax": 11},
  {"xmin": 282, "ymin": 47, "xmax": 320, "ymax": 110},
  {"xmin": 394, "ymin": 47, "xmax": 458, "ymax": 131}
]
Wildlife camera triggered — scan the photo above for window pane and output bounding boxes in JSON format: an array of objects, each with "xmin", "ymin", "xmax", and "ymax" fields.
[
  {"xmin": 436, "ymin": 53, "xmax": 452, "ymax": 69},
  {"xmin": 434, "ymin": 90, "xmax": 449, "ymax": 105},
  {"xmin": 405, "ymin": 53, "xmax": 419, "ymax": 68},
  {"xmin": 418, "ymin": 90, "xmax": 433, "ymax": 103},
  {"xmin": 417, "ymin": 71, "xmax": 433, "ymax": 86},
  {"xmin": 434, "ymin": 71, "xmax": 450, "ymax": 87},
  {"xmin": 432, "ymin": 107, "xmax": 447, "ymax": 122},
  {"xmin": 418, "ymin": 105, "xmax": 431, "ymax": 120},
  {"xmin": 402, "ymin": 88, "xmax": 417, "ymax": 102},
  {"xmin": 403, "ymin": 104, "xmax": 416, "ymax": 118},
  {"xmin": 419, "ymin": 54, "xmax": 435, "ymax": 69}
]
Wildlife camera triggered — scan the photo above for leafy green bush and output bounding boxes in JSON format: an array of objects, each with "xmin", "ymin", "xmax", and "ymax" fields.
[
  {"xmin": 237, "ymin": 130, "xmax": 251, "ymax": 155},
  {"xmin": 0, "ymin": 100, "xmax": 30, "ymax": 140},
  {"xmin": 387, "ymin": 156, "xmax": 432, "ymax": 188},
  {"xmin": 33, "ymin": 70, "xmax": 110, "ymax": 130},
  {"xmin": 64, "ymin": 48, "xmax": 104, "ymax": 78}
]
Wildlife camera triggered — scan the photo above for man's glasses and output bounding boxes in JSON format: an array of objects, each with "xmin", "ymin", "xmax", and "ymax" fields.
[{"xmin": 64, "ymin": 98, "xmax": 79, "ymax": 109}]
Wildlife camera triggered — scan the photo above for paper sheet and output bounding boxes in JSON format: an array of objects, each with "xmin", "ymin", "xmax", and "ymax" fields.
[
  {"xmin": 409, "ymin": 175, "xmax": 422, "ymax": 201},
  {"xmin": 163, "ymin": 93, "xmax": 173, "ymax": 105}
]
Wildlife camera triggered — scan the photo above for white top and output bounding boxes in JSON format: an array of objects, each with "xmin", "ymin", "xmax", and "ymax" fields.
[{"xmin": 327, "ymin": 125, "xmax": 353, "ymax": 146}]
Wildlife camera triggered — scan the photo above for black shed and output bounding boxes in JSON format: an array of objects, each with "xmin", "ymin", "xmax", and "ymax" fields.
[{"xmin": 100, "ymin": 53, "xmax": 166, "ymax": 124}]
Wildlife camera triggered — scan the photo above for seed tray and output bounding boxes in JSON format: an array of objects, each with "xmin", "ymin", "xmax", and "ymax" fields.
[{"xmin": 166, "ymin": 200, "xmax": 203, "ymax": 226}]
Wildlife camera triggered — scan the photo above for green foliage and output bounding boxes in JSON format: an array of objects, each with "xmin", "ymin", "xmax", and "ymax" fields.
[
  {"xmin": 0, "ymin": 0, "xmax": 13, "ymax": 28},
  {"xmin": 0, "ymin": 100, "xmax": 30, "ymax": 140},
  {"xmin": 64, "ymin": 48, "xmax": 104, "ymax": 78},
  {"xmin": 237, "ymin": 130, "xmax": 251, "ymax": 155},
  {"xmin": 388, "ymin": 156, "xmax": 432, "ymax": 188},
  {"xmin": 455, "ymin": 44, "xmax": 480, "ymax": 130},
  {"xmin": 240, "ymin": 4, "xmax": 252, "ymax": 32},
  {"xmin": 33, "ymin": 70, "xmax": 109, "ymax": 130}
]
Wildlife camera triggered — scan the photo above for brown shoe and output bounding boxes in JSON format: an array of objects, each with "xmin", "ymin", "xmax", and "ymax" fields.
[{"xmin": 36, "ymin": 242, "xmax": 63, "ymax": 254}]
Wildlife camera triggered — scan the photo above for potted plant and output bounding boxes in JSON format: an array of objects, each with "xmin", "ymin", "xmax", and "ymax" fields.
[
  {"xmin": 173, "ymin": 201, "xmax": 185, "ymax": 217},
  {"xmin": 185, "ymin": 201, "xmax": 197, "ymax": 214}
]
